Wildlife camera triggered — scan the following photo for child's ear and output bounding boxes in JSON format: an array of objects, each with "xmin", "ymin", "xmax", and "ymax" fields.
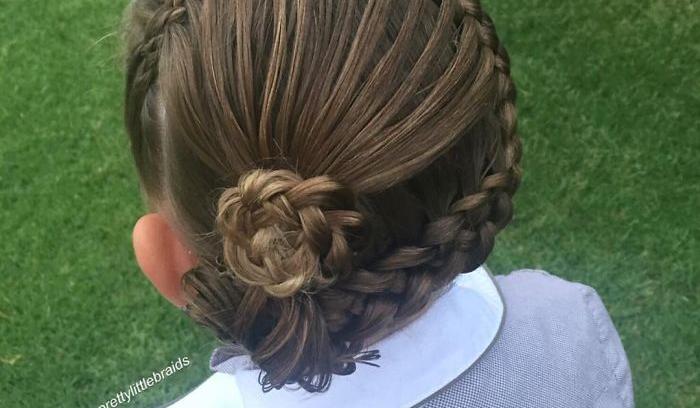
[{"xmin": 132, "ymin": 213, "xmax": 198, "ymax": 307}]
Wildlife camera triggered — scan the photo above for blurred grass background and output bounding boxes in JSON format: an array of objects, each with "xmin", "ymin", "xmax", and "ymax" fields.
[{"xmin": 0, "ymin": 0, "xmax": 698, "ymax": 406}]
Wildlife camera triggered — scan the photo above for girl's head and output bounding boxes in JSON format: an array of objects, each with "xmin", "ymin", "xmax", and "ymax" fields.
[{"xmin": 124, "ymin": 0, "xmax": 521, "ymax": 393}]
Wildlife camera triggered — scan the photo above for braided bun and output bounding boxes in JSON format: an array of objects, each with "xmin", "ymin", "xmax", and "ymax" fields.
[
  {"xmin": 215, "ymin": 169, "xmax": 363, "ymax": 298},
  {"xmin": 124, "ymin": 0, "xmax": 521, "ymax": 394}
]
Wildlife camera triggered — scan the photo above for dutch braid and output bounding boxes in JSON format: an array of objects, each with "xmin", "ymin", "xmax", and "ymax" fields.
[{"xmin": 314, "ymin": 0, "xmax": 521, "ymax": 351}]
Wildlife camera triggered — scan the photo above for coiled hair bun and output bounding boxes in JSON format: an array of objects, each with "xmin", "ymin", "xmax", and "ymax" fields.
[{"xmin": 216, "ymin": 169, "xmax": 364, "ymax": 298}]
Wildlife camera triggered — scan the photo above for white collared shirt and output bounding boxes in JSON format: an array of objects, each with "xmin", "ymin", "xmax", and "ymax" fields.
[{"xmin": 168, "ymin": 266, "xmax": 503, "ymax": 408}]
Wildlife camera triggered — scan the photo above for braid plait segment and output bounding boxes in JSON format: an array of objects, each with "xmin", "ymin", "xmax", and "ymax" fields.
[
  {"xmin": 124, "ymin": 0, "xmax": 189, "ymax": 196},
  {"xmin": 132, "ymin": 0, "xmax": 187, "ymax": 87},
  {"xmin": 124, "ymin": 0, "xmax": 189, "ymax": 121},
  {"xmin": 460, "ymin": 0, "xmax": 522, "ymax": 192}
]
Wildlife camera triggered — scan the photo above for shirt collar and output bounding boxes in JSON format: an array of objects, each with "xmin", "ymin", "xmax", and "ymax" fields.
[{"xmin": 186, "ymin": 266, "xmax": 503, "ymax": 408}]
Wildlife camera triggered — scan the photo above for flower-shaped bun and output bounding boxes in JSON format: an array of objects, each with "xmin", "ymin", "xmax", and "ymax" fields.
[{"xmin": 216, "ymin": 169, "xmax": 364, "ymax": 298}]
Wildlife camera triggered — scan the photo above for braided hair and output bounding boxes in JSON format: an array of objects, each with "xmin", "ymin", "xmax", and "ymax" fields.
[{"xmin": 123, "ymin": 0, "xmax": 521, "ymax": 393}]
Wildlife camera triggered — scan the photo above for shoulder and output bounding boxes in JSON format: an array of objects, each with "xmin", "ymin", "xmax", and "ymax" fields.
[
  {"xmin": 466, "ymin": 269, "xmax": 634, "ymax": 407},
  {"xmin": 492, "ymin": 268, "xmax": 616, "ymax": 350},
  {"xmin": 494, "ymin": 268, "xmax": 596, "ymax": 308},
  {"xmin": 495, "ymin": 269, "xmax": 628, "ymax": 343}
]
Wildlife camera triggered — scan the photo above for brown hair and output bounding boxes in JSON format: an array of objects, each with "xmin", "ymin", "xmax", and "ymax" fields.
[{"xmin": 123, "ymin": 0, "xmax": 521, "ymax": 393}]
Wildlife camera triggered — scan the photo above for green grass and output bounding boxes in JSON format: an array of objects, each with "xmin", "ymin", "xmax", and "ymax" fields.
[{"xmin": 0, "ymin": 0, "xmax": 697, "ymax": 407}]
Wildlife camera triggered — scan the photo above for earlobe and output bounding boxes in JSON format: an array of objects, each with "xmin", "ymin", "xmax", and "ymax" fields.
[{"xmin": 132, "ymin": 213, "xmax": 198, "ymax": 307}]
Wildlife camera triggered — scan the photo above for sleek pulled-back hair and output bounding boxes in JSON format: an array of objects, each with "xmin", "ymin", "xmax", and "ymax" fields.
[{"xmin": 123, "ymin": 0, "xmax": 521, "ymax": 393}]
